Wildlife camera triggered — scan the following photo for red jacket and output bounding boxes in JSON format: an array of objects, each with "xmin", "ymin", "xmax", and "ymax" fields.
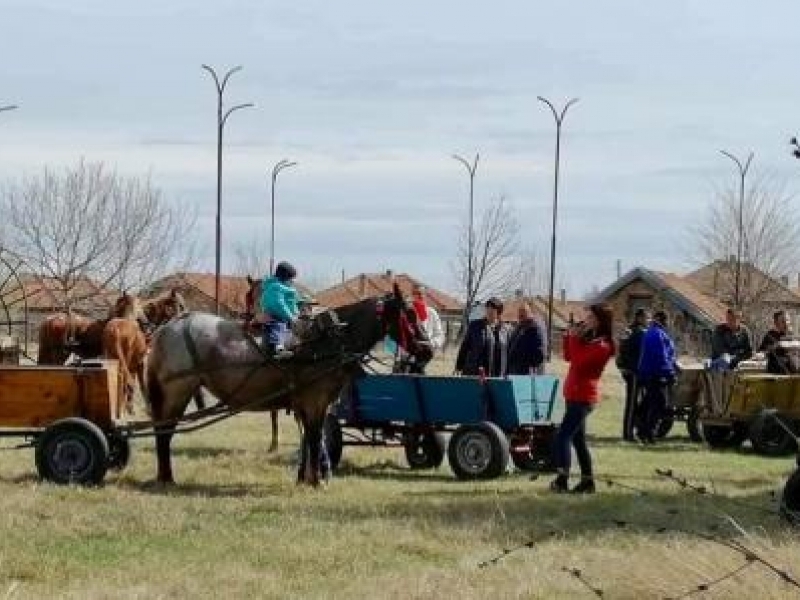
[{"xmin": 562, "ymin": 333, "xmax": 615, "ymax": 404}]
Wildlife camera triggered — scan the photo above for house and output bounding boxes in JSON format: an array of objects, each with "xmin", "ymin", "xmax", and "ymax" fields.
[
  {"xmin": 7, "ymin": 273, "xmax": 119, "ymax": 343},
  {"xmin": 140, "ymin": 272, "xmax": 315, "ymax": 320},
  {"xmin": 685, "ymin": 260, "xmax": 800, "ymax": 314},
  {"xmin": 592, "ymin": 267, "xmax": 729, "ymax": 357},
  {"xmin": 314, "ymin": 270, "xmax": 464, "ymax": 343},
  {"xmin": 502, "ymin": 290, "xmax": 583, "ymax": 352}
]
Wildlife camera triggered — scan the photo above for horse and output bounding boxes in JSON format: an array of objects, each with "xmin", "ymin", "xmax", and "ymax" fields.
[
  {"xmin": 37, "ymin": 291, "xmax": 145, "ymax": 365},
  {"xmin": 144, "ymin": 283, "xmax": 433, "ymax": 486}
]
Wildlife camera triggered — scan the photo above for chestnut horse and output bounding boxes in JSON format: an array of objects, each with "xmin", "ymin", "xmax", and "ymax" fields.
[{"xmin": 145, "ymin": 284, "xmax": 433, "ymax": 485}]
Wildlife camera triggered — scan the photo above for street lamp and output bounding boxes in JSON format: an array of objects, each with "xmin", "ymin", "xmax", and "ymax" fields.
[
  {"xmin": 719, "ymin": 150, "xmax": 753, "ymax": 310},
  {"xmin": 202, "ymin": 64, "xmax": 254, "ymax": 315},
  {"xmin": 538, "ymin": 96, "xmax": 579, "ymax": 361},
  {"xmin": 269, "ymin": 159, "xmax": 297, "ymax": 275},
  {"xmin": 453, "ymin": 153, "xmax": 479, "ymax": 327}
]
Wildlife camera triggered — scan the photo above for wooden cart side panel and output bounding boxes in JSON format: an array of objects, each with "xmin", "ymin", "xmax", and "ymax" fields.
[
  {"xmin": 734, "ymin": 375, "xmax": 800, "ymax": 419},
  {"xmin": 0, "ymin": 367, "xmax": 114, "ymax": 429}
]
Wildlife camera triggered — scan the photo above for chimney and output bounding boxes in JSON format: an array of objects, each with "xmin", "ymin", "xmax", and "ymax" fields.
[
  {"xmin": 341, "ymin": 269, "xmax": 345, "ymax": 284},
  {"xmin": 728, "ymin": 254, "xmax": 736, "ymax": 265},
  {"xmin": 560, "ymin": 288, "xmax": 566, "ymax": 304},
  {"xmin": 797, "ymin": 273, "xmax": 800, "ymax": 290},
  {"xmin": 515, "ymin": 288, "xmax": 524, "ymax": 299},
  {"xmin": 781, "ymin": 275, "xmax": 790, "ymax": 288},
  {"xmin": 616, "ymin": 259, "xmax": 622, "ymax": 279},
  {"xmin": 358, "ymin": 274, "xmax": 367, "ymax": 298},
  {"xmin": 385, "ymin": 269, "xmax": 393, "ymax": 280}
]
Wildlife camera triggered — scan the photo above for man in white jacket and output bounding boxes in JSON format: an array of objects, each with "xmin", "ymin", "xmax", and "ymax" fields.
[{"xmin": 412, "ymin": 284, "xmax": 445, "ymax": 351}]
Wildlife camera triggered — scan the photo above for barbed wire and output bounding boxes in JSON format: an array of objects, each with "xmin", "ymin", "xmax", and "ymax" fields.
[{"xmin": 562, "ymin": 566, "xmax": 604, "ymax": 598}]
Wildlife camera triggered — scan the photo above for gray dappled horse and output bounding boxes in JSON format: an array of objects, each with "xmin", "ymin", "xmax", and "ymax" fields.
[{"xmin": 145, "ymin": 284, "xmax": 432, "ymax": 486}]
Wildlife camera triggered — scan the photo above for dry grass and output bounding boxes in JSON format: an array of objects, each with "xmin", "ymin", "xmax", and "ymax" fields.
[{"xmin": 0, "ymin": 354, "xmax": 798, "ymax": 599}]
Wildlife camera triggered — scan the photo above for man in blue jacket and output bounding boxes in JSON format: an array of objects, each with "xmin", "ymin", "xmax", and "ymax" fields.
[
  {"xmin": 260, "ymin": 261, "xmax": 299, "ymax": 358},
  {"xmin": 636, "ymin": 310, "xmax": 678, "ymax": 444}
]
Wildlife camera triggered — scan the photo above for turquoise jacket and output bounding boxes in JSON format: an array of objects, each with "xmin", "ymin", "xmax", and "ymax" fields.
[{"xmin": 260, "ymin": 276, "xmax": 299, "ymax": 323}]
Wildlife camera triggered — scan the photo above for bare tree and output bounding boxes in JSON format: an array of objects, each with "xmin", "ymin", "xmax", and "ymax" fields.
[
  {"xmin": 689, "ymin": 173, "xmax": 800, "ymax": 335},
  {"xmin": 233, "ymin": 237, "xmax": 271, "ymax": 280},
  {"xmin": 452, "ymin": 195, "xmax": 520, "ymax": 323},
  {"xmin": 1, "ymin": 160, "xmax": 197, "ymax": 313}
]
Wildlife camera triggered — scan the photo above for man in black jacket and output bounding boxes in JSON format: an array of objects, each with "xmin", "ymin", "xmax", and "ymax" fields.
[
  {"xmin": 711, "ymin": 308, "xmax": 752, "ymax": 370},
  {"xmin": 616, "ymin": 308, "xmax": 649, "ymax": 441},
  {"xmin": 759, "ymin": 310, "xmax": 797, "ymax": 374},
  {"xmin": 508, "ymin": 301, "xmax": 547, "ymax": 375},
  {"xmin": 455, "ymin": 297, "xmax": 510, "ymax": 377}
]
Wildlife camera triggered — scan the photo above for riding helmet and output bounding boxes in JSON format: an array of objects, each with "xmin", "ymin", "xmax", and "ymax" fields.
[{"xmin": 275, "ymin": 261, "xmax": 297, "ymax": 282}]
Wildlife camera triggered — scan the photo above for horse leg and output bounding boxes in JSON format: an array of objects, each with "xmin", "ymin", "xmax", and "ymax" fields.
[
  {"xmin": 193, "ymin": 389, "xmax": 206, "ymax": 411},
  {"xmin": 268, "ymin": 410, "xmax": 279, "ymax": 453},
  {"xmin": 148, "ymin": 372, "xmax": 194, "ymax": 485},
  {"xmin": 299, "ymin": 416, "xmax": 323, "ymax": 487}
]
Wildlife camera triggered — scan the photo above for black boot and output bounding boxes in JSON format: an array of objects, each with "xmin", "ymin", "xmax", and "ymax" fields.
[
  {"xmin": 571, "ymin": 477, "xmax": 596, "ymax": 494},
  {"xmin": 549, "ymin": 474, "xmax": 569, "ymax": 493}
]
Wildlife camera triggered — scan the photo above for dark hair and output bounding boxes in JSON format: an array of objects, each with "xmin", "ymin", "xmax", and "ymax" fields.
[
  {"xmin": 274, "ymin": 261, "xmax": 297, "ymax": 282},
  {"xmin": 774, "ymin": 310, "xmax": 786, "ymax": 322},
  {"xmin": 485, "ymin": 297, "xmax": 504, "ymax": 314},
  {"xmin": 653, "ymin": 310, "xmax": 668, "ymax": 325},
  {"xmin": 589, "ymin": 303, "xmax": 614, "ymax": 341}
]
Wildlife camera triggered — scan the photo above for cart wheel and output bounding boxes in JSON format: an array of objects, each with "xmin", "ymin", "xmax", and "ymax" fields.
[
  {"xmin": 686, "ymin": 407, "xmax": 703, "ymax": 442},
  {"xmin": 702, "ymin": 423, "xmax": 747, "ymax": 449},
  {"xmin": 35, "ymin": 418, "xmax": 109, "ymax": 486},
  {"xmin": 782, "ymin": 469, "xmax": 800, "ymax": 526},
  {"xmin": 106, "ymin": 433, "xmax": 131, "ymax": 471},
  {"xmin": 448, "ymin": 422, "xmax": 509, "ymax": 480},
  {"xmin": 748, "ymin": 412, "xmax": 797, "ymax": 457},
  {"xmin": 404, "ymin": 431, "xmax": 445, "ymax": 470},
  {"xmin": 324, "ymin": 413, "xmax": 343, "ymax": 471},
  {"xmin": 655, "ymin": 415, "xmax": 675, "ymax": 439}
]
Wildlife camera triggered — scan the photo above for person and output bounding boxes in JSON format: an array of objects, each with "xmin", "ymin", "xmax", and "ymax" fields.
[
  {"xmin": 455, "ymin": 297, "xmax": 509, "ymax": 377},
  {"xmin": 759, "ymin": 310, "xmax": 797, "ymax": 374},
  {"xmin": 636, "ymin": 310, "xmax": 678, "ymax": 444},
  {"xmin": 507, "ymin": 301, "xmax": 546, "ymax": 375},
  {"xmin": 616, "ymin": 308, "xmax": 650, "ymax": 441},
  {"xmin": 710, "ymin": 308, "xmax": 752, "ymax": 370},
  {"xmin": 260, "ymin": 261, "xmax": 299, "ymax": 358},
  {"xmin": 411, "ymin": 284, "xmax": 445, "ymax": 352},
  {"xmin": 550, "ymin": 304, "xmax": 616, "ymax": 494}
]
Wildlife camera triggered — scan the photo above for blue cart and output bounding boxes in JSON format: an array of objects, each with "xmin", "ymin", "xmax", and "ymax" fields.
[{"xmin": 325, "ymin": 373, "xmax": 561, "ymax": 480}]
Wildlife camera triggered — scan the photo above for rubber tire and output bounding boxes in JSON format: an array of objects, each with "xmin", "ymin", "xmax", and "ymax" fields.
[
  {"xmin": 686, "ymin": 407, "xmax": 703, "ymax": 443},
  {"xmin": 748, "ymin": 413, "xmax": 797, "ymax": 457},
  {"xmin": 702, "ymin": 423, "xmax": 747, "ymax": 449},
  {"xmin": 782, "ymin": 469, "xmax": 800, "ymax": 526},
  {"xmin": 655, "ymin": 415, "xmax": 675, "ymax": 439},
  {"xmin": 106, "ymin": 433, "xmax": 131, "ymax": 471},
  {"xmin": 447, "ymin": 421, "xmax": 510, "ymax": 480},
  {"xmin": 324, "ymin": 413, "xmax": 343, "ymax": 472},
  {"xmin": 35, "ymin": 418, "xmax": 109, "ymax": 486},
  {"xmin": 404, "ymin": 431, "xmax": 446, "ymax": 470}
]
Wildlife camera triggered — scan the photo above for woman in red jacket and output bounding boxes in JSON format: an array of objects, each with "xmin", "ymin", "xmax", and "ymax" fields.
[{"xmin": 551, "ymin": 304, "xmax": 616, "ymax": 494}]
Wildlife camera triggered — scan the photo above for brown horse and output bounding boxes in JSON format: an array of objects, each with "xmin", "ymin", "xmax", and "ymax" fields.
[
  {"xmin": 37, "ymin": 292, "xmax": 144, "ymax": 365},
  {"xmin": 103, "ymin": 318, "xmax": 148, "ymax": 413},
  {"xmin": 145, "ymin": 284, "xmax": 433, "ymax": 486}
]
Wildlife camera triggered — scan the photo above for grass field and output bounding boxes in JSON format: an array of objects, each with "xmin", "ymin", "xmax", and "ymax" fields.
[{"xmin": 0, "ymin": 355, "xmax": 798, "ymax": 599}]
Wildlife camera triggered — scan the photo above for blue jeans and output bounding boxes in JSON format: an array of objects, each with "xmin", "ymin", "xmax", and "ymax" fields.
[
  {"xmin": 553, "ymin": 402, "xmax": 594, "ymax": 477},
  {"xmin": 263, "ymin": 320, "xmax": 289, "ymax": 347}
]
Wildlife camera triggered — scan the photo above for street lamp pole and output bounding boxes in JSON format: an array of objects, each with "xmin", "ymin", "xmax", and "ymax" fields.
[
  {"xmin": 269, "ymin": 159, "xmax": 297, "ymax": 275},
  {"xmin": 538, "ymin": 96, "xmax": 578, "ymax": 361},
  {"xmin": 202, "ymin": 64, "xmax": 254, "ymax": 315},
  {"xmin": 719, "ymin": 150, "xmax": 754, "ymax": 310},
  {"xmin": 453, "ymin": 153, "xmax": 480, "ymax": 327}
]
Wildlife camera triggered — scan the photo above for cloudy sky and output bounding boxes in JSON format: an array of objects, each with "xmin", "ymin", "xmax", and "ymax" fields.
[{"xmin": 1, "ymin": 0, "xmax": 799, "ymax": 297}]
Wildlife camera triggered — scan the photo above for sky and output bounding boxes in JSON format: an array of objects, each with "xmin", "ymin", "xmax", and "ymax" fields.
[{"xmin": 1, "ymin": 0, "xmax": 799, "ymax": 298}]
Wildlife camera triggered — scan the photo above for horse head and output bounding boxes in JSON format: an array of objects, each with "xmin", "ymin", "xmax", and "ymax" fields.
[
  {"xmin": 380, "ymin": 282, "xmax": 433, "ymax": 365},
  {"xmin": 143, "ymin": 288, "xmax": 188, "ymax": 328},
  {"xmin": 110, "ymin": 291, "xmax": 147, "ymax": 322}
]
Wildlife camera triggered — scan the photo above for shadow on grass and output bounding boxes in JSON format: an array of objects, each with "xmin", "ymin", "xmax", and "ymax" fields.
[
  {"xmin": 117, "ymin": 478, "xmax": 275, "ymax": 499},
  {"xmin": 335, "ymin": 459, "xmax": 456, "ymax": 483},
  {"xmin": 171, "ymin": 446, "xmax": 250, "ymax": 459}
]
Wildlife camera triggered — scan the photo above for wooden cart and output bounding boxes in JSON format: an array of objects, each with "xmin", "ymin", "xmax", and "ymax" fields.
[{"xmin": 0, "ymin": 360, "xmax": 130, "ymax": 485}]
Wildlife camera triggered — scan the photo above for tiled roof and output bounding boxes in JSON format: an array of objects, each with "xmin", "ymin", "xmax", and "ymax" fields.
[
  {"xmin": 141, "ymin": 272, "xmax": 314, "ymax": 314},
  {"xmin": 315, "ymin": 271, "xmax": 463, "ymax": 314},
  {"xmin": 652, "ymin": 271, "xmax": 729, "ymax": 325},
  {"xmin": 16, "ymin": 273, "xmax": 118, "ymax": 314},
  {"xmin": 686, "ymin": 261, "xmax": 800, "ymax": 305}
]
